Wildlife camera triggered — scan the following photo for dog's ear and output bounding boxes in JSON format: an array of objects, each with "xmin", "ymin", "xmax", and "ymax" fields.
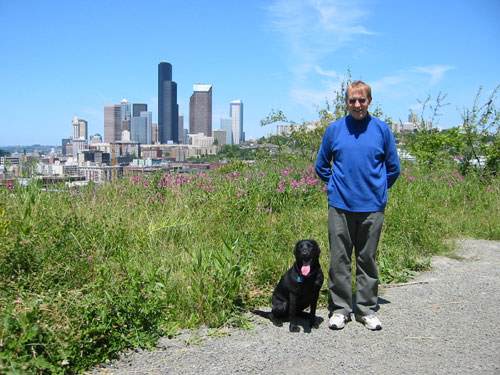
[
  {"xmin": 310, "ymin": 239, "xmax": 320, "ymax": 255},
  {"xmin": 294, "ymin": 241, "xmax": 301, "ymax": 257}
]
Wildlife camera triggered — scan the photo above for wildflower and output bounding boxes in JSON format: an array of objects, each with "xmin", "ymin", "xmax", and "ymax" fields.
[
  {"xmin": 305, "ymin": 176, "xmax": 318, "ymax": 186},
  {"xmin": 276, "ymin": 180, "xmax": 286, "ymax": 193},
  {"xmin": 406, "ymin": 175, "xmax": 416, "ymax": 183},
  {"xmin": 6, "ymin": 181, "xmax": 14, "ymax": 191},
  {"xmin": 290, "ymin": 179, "xmax": 301, "ymax": 190},
  {"xmin": 280, "ymin": 168, "xmax": 291, "ymax": 177}
]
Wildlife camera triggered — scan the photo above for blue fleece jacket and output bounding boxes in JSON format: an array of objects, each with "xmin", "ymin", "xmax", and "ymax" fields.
[{"xmin": 315, "ymin": 114, "xmax": 400, "ymax": 212}]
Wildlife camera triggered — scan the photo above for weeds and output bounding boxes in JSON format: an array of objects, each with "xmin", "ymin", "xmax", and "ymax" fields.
[{"xmin": 0, "ymin": 160, "xmax": 498, "ymax": 372}]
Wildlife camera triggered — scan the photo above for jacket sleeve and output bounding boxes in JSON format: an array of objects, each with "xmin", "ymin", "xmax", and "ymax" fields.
[
  {"xmin": 384, "ymin": 128, "xmax": 400, "ymax": 189},
  {"xmin": 315, "ymin": 127, "xmax": 333, "ymax": 183}
]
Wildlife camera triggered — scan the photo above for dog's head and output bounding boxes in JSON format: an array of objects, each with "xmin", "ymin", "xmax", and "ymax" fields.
[{"xmin": 294, "ymin": 240, "xmax": 320, "ymax": 277}]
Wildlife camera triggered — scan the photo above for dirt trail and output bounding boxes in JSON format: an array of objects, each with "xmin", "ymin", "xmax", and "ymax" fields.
[{"xmin": 93, "ymin": 239, "xmax": 500, "ymax": 374}]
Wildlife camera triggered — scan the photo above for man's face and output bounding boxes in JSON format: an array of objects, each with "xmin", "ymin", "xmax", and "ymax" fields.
[{"xmin": 346, "ymin": 87, "xmax": 371, "ymax": 121}]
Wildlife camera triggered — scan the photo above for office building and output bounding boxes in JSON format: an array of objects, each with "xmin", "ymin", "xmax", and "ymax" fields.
[
  {"xmin": 72, "ymin": 117, "xmax": 88, "ymax": 140},
  {"xmin": 220, "ymin": 118, "xmax": 232, "ymax": 145},
  {"xmin": 61, "ymin": 138, "xmax": 71, "ymax": 156},
  {"xmin": 131, "ymin": 116, "xmax": 148, "ymax": 144},
  {"xmin": 131, "ymin": 103, "xmax": 151, "ymax": 144},
  {"xmin": 120, "ymin": 99, "xmax": 131, "ymax": 133},
  {"xmin": 152, "ymin": 123, "xmax": 159, "ymax": 144},
  {"xmin": 230, "ymin": 100, "xmax": 243, "ymax": 145},
  {"xmin": 72, "ymin": 139, "xmax": 87, "ymax": 159},
  {"xmin": 104, "ymin": 105, "xmax": 122, "ymax": 142},
  {"xmin": 213, "ymin": 129, "xmax": 227, "ymax": 147},
  {"xmin": 131, "ymin": 111, "xmax": 152, "ymax": 144},
  {"xmin": 189, "ymin": 133, "xmax": 214, "ymax": 148},
  {"xmin": 178, "ymin": 115, "xmax": 184, "ymax": 144},
  {"xmin": 158, "ymin": 62, "xmax": 179, "ymax": 144},
  {"xmin": 189, "ymin": 84, "xmax": 212, "ymax": 136},
  {"xmin": 132, "ymin": 103, "xmax": 147, "ymax": 117},
  {"xmin": 89, "ymin": 134, "xmax": 102, "ymax": 144}
]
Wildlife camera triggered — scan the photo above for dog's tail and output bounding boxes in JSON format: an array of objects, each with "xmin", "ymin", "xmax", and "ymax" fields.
[{"xmin": 251, "ymin": 309, "xmax": 272, "ymax": 319}]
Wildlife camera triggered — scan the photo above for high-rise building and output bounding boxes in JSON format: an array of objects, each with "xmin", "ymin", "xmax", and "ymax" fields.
[
  {"xmin": 178, "ymin": 115, "xmax": 184, "ymax": 144},
  {"xmin": 120, "ymin": 99, "xmax": 131, "ymax": 121},
  {"xmin": 189, "ymin": 84, "xmax": 212, "ymax": 136},
  {"xmin": 230, "ymin": 100, "xmax": 243, "ymax": 145},
  {"xmin": 72, "ymin": 117, "xmax": 88, "ymax": 140},
  {"xmin": 158, "ymin": 62, "xmax": 179, "ymax": 144},
  {"xmin": 141, "ymin": 111, "xmax": 152, "ymax": 144},
  {"xmin": 131, "ymin": 116, "xmax": 147, "ymax": 144},
  {"xmin": 104, "ymin": 105, "xmax": 122, "ymax": 142},
  {"xmin": 213, "ymin": 129, "xmax": 227, "ymax": 147},
  {"xmin": 120, "ymin": 99, "xmax": 131, "ymax": 133},
  {"xmin": 132, "ymin": 103, "xmax": 147, "ymax": 117},
  {"xmin": 61, "ymin": 138, "xmax": 71, "ymax": 156},
  {"xmin": 220, "ymin": 118, "xmax": 232, "ymax": 145},
  {"xmin": 151, "ymin": 123, "xmax": 159, "ymax": 144}
]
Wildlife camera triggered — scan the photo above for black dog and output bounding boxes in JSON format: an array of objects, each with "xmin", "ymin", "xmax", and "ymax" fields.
[{"xmin": 271, "ymin": 240, "xmax": 324, "ymax": 332}]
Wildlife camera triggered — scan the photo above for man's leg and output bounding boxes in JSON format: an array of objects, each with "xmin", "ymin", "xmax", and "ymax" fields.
[
  {"xmin": 328, "ymin": 207, "xmax": 355, "ymax": 316},
  {"xmin": 354, "ymin": 211, "xmax": 384, "ymax": 317}
]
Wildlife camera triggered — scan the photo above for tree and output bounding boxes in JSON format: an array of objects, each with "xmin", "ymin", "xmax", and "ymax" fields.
[{"xmin": 459, "ymin": 85, "xmax": 499, "ymax": 176}]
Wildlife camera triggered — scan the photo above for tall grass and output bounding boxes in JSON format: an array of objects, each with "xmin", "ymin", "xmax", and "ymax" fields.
[{"xmin": 0, "ymin": 160, "xmax": 498, "ymax": 373}]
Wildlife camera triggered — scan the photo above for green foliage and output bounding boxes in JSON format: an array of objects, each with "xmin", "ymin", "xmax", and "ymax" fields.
[
  {"xmin": 1, "ymin": 159, "xmax": 499, "ymax": 372},
  {"xmin": 405, "ymin": 87, "xmax": 499, "ymax": 176}
]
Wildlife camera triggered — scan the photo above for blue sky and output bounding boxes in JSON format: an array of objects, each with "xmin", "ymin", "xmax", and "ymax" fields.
[{"xmin": 1, "ymin": 0, "xmax": 499, "ymax": 145}]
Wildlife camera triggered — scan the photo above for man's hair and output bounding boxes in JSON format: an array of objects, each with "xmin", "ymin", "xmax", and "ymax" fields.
[{"xmin": 346, "ymin": 80, "xmax": 372, "ymax": 101}]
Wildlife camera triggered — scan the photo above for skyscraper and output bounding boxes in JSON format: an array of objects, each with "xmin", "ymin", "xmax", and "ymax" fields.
[
  {"xmin": 230, "ymin": 100, "xmax": 243, "ymax": 145},
  {"xmin": 132, "ymin": 103, "xmax": 147, "ymax": 117},
  {"xmin": 158, "ymin": 62, "xmax": 178, "ymax": 144},
  {"xmin": 178, "ymin": 115, "xmax": 184, "ymax": 144},
  {"xmin": 220, "ymin": 117, "xmax": 232, "ymax": 145},
  {"xmin": 151, "ymin": 123, "xmax": 159, "ymax": 144},
  {"xmin": 189, "ymin": 84, "xmax": 212, "ymax": 136},
  {"xmin": 72, "ymin": 117, "xmax": 88, "ymax": 140},
  {"xmin": 104, "ymin": 105, "xmax": 121, "ymax": 142},
  {"xmin": 120, "ymin": 99, "xmax": 131, "ymax": 132}
]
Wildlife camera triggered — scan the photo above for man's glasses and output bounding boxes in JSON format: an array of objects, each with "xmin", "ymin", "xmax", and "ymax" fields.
[{"xmin": 348, "ymin": 98, "xmax": 367, "ymax": 105}]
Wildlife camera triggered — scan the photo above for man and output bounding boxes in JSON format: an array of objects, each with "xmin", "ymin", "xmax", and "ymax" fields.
[{"xmin": 315, "ymin": 80, "xmax": 400, "ymax": 330}]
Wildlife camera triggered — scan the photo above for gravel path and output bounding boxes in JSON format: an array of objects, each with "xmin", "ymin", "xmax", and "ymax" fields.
[{"xmin": 92, "ymin": 239, "xmax": 500, "ymax": 374}]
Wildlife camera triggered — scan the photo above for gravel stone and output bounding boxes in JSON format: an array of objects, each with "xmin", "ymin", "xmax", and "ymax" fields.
[{"xmin": 91, "ymin": 239, "xmax": 500, "ymax": 374}]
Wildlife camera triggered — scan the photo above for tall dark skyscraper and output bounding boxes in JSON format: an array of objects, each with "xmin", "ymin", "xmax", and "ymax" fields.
[{"xmin": 158, "ymin": 62, "xmax": 178, "ymax": 144}]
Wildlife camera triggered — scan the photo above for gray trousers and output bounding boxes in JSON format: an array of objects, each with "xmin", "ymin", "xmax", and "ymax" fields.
[{"xmin": 328, "ymin": 207, "xmax": 384, "ymax": 317}]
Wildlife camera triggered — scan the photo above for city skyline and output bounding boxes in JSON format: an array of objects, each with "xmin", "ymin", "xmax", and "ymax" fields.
[{"xmin": 1, "ymin": 0, "xmax": 499, "ymax": 145}]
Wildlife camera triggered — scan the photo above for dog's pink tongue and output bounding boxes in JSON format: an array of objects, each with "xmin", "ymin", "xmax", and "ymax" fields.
[{"xmin": 301, "ymin": 265, "xmax": 311, "ymax": 276}]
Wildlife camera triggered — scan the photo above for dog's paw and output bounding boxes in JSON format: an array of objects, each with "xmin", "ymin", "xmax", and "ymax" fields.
[
  {"xmin": 289, "ymin": 323, "xmax": 300, "ymax": 333},
  {"xmin": 309, "ymin": 318, "xmax": 319, "ymax": 329}
]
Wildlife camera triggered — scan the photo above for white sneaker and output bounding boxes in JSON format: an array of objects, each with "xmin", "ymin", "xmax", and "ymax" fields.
[
  {"xmin": 328, "ymin": 313, "xmax": 349, "ymax": 330},
  {"xmin": 356, "ymin": 314, "xmax": 382, "ymax": 330}
]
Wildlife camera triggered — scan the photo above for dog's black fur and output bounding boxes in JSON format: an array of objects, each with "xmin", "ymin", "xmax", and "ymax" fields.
[{"xmin": 271, "ymin": 239, "xmax": 324, "ymax": 332}]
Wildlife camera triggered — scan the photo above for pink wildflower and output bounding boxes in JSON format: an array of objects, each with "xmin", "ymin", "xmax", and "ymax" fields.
[
  {"xmin": 130, "ymin": 175, "xmax": 141, "ymax": 185},
  {"xmin": 280, "ymin": 168, "xmax": 291, "ymax": 177},
  {"xmin": 290, "ymin": 179, "xmax": 302, "ymax": 190},
  {"xmin": 276, "ymin": 180, "xmax": 286, "ymax": 193}
]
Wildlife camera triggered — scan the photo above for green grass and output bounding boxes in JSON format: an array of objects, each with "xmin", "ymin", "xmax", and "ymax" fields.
[{"xmin": 0, "ymin": 159, "xmax": 498, "ymax": 373}]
